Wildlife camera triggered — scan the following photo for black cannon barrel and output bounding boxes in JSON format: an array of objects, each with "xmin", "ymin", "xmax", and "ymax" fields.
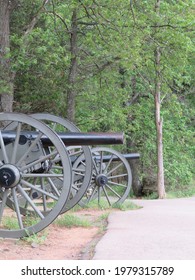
[
  {"xmin": 1, "ymin": 131, "xmax": 124, "ymax": 146},
  {"xmin": 93, "ymin": 153, "xmax": 140, "ymax": 162}
]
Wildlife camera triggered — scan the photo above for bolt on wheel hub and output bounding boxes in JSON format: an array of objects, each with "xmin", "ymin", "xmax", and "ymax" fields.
[{"xmin": 0, "ymin": 164, "xmax": 21, "ymax": 188}]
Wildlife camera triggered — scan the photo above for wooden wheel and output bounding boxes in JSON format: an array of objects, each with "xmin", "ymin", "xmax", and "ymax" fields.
[
  {"xmin": 31, "ymin": 113, "xmax": 92, "ymax": 213},
  {"xmin": 78, "ymin": 147, "xmax": 132, "ymax": 207},
  {"xmin": 0, "ymin": 113, "xmax": 72, "ymax": 238}
]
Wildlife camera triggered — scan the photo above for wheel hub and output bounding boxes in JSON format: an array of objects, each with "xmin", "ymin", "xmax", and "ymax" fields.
[
  {"xmin": 95, "ymin": 174, "xmax": 108, "ymax": 187},
  {"xmin": 0, "ymin": 164, "xmax": 21, "ymax": 189}
]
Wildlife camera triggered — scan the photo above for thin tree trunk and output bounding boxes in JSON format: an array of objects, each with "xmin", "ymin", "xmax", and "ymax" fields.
[
  {"xmin": 66, "ymin": 9, "xmax": 78, "ymax": 122},
  {"xmin": 154, "ymin": 0, "xmax": 165, "ymax": 198},
  {"xmin": 154, "ymin": 46, "xmax": 166, "ymax": 198},
  {"xmin": 0, "ymin": 0, "xmax": 14, "ymax": 112}
]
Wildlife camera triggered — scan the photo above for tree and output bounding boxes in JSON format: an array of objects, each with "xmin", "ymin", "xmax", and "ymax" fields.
[
  {"xmin": 0, "ymin": 0, "xmax": 15, "ymax": 112},
  {"xmin": 66, "ymin": 8, "xmax": 78, "ymax": 122},
  {"xmin": 127, "ymin": 0, "xmax": 194, "ymax": 197},
  {"xmin": 6, "ymin": 0, "xmax": 194, "ymax": 196},
  {"xmin": 154, "ymin": 0, "xmax": 165, "ymax": 198}
]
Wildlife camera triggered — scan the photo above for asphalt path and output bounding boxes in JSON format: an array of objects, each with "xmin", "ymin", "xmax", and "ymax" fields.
[{"xmin": 93, "ymin": 197, "xmax": 195, "ymax": 260}]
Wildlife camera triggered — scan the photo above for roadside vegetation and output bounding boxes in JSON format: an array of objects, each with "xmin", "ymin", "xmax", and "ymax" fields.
[{"xmin": 0, "ymin": 0, "xmax": 194, "ymax": 198}]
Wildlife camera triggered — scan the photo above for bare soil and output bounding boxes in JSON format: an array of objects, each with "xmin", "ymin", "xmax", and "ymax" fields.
[{"xmin": 0, "ymin": 208, "xmax": 109, "ymax": 260}]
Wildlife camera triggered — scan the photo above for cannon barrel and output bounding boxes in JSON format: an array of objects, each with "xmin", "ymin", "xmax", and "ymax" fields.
[
  {"xmin": 1, "ymin": 131, "xmax": 124, "ymax": 146},
  {"xmin": 93, "ymin": 153, "xmax": 140, "ymax": 162}
]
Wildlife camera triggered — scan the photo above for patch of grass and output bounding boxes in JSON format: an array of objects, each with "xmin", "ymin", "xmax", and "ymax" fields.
[
  {"xmin": 80, "ymin": 199, "xmax": 109, "ymax": 210},
  {"xmin": 78, "ymin": 198, "xmax": 142, "ymax": 211},
  {"xmin": 166, "ymin": 184, "xmax": 195, "ymax": 199},
  {"xmin": 22, "ymin": 230, "xmax": 48, "ymax": 245},
  {"xmin": 23, "ymin": 214, "xmax": 40, "ymax": 227},
  {"xmin": 97, "ymin": 212, "xmax": 110, "ymax": 221},
  {"xmin": 69, "ymin": 204, "xmax": 83, "ymax": 212},
  {"xmin": 2, "ymin": 217, "xmax": 19, "ymax": 230},
  {"xmin": 112, "ymin": 200, "xmax": 142, "ymax": 211},
  {"xmin": 2, "ymin": 216, "xmax": 47, "ymax": 244},
  {"xmin": 54, "ymin": 213, "xmax": 92, "ymax": 228}
]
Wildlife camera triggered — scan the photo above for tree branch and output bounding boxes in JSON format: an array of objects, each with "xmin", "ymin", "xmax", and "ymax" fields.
[{"xmin": 23, "ymin": 0, "xmax": 50, "ymax": 38}]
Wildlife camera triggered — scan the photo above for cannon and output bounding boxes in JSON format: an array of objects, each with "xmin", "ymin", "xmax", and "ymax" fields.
[
  {"xmin": 0, "ymin": 112, "xmax": 140, "ymax": 239},
  {"xmin": 29, "ymin": 114, "xmax": 137, "ymax": 209},
  {"xmin": 0, "ymin": 113, "xmax": 126, "ymax": 238}
]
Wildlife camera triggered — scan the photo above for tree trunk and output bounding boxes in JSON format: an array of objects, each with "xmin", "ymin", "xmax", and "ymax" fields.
[
  {"xmin": 66, "ymin": 9, "xmax": 78, "ymax": 123},
  {"xmin": 129, "ymin": 159, "xmax": 143, "ymax": 197},
  {"xmin": 0, "ymin": 0, "xmax": 14, "ymax": 112},
  {"xmin": 154, "ymin": 45, "xmax": 166, "ymax": 199},
  {"xmin": 154, "ymin": 0, "xmax": 166, "ymax": 199}
]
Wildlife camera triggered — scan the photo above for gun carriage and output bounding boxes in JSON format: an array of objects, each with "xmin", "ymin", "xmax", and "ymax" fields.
[{"xmin": 0, "ymin": 112, "xmax": 139, "ymax": 238}]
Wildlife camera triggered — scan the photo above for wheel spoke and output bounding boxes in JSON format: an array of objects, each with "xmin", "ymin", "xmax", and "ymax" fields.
[
  {"xmin": 17, "ymin": 184, "xmax": 44, "ymax": 219},
  {"xmin": 98, "ymin": 187, "xmax": 101, "ymax": 205},
  {"xmin": 21, "ymin": 179, "xmax": 59, "ymax": 201},
  {"xmin": 87, "ymin": 184, "xmax": 97, "ymax": 204},
  {"xmin": 40, "ymin": 178, "xmax": 47, "ymax": 212},
  {"xmin": 105, "ymin": 184, "xmax": 122, "ymax": 199},
  {"xmin": 100, "ymin": 151, "xmax": 103, "ymax": 174},
  {"xmin": 0, "ymin": 189, "xmax": 9, "ymax": 223},
  {"xmin": 92, "ymin": 157, "xmax": 100, "ymax": 175},
  {"xmin": 0, "ymin": 131, "xmax": 9, "ymax": 163},
  {"xmin": 108, "ymin": 180, "xmax": 127, "ymax": 188},
  {"xmin": 46, "ymin": 177, "xmax": 61, "ymax": 197},
  {"xmin": 22, "ymin": 173, "xmax": 64, "ymax": 178},
  {"xmin": 11, "ymin": 122, "xmax": 22, "ymax": 164},
  {"xmin": 11, "ymin": 188, "xmax": 24, "ymax": 229},
  {"xmin": 108, "ymin": 173, "xmax": 128, "ymax": 180},
  {"xmin": 16, "ymin": 132, "xmax": 43, "ymax": 166},
  {"xmin": 104, "ymin": 154, "xmax": 114, "ymax": 173},
  {"xmin": 102, "ymin": 185, "xmax": 112, "ymax": 206},
  {"xmin": 20, "ymin": 150, "xmax": 58, "ymax": 172},
  {"xmin": 106, "ymin": 162, "xmax": 123, "ymax": 176}
]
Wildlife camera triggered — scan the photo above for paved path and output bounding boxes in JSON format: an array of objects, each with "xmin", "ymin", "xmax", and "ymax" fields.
[{"xmin": 93, "ymin": 197, "xmax": 195, "ymax": 260}]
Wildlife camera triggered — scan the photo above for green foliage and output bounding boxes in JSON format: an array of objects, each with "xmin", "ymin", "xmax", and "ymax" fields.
[
  {"xmin": 166, "ymin": 181, "xmax": 195, "ymax": 198},
  {"xmin": 126, "ymin": 92, "xmax": 194, "ymax": 189},
  {"xmin": 76, "ymin": 73, "xmax": 129, "ymax": 132},
  {"xmin": 7, "ymin": 0, "xmax": 195, "ymax": 193},
  {"xmin": 162, "ymin": 95, "xmax": 194, "ymax": 186},
  {"xmin": 22, "ymin": 231, "xmax": 48, "ymax": 245},
  {"xmin": 127, "ymin": 96, "xmax": 157, "ymax": 178}
]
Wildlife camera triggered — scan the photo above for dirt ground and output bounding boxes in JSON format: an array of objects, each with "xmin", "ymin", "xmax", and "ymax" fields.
[{"xmin": 0, "ymin": 208, "xmax": 108, "ymax": 260}]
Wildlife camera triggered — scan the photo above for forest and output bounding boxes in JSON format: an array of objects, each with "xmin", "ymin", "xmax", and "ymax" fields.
[{"xmin": 0, "ymin": 0, "xmax": 194, "ymax": 198}]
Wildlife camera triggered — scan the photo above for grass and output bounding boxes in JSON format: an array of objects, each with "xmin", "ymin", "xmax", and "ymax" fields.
[
  {"xmin": 54, "ymin": 213, "xmax": 92, "ymax": 228},
  {"xmin": 80, "ymin": 199, "xmax": 109, "ymax": 210},
  {"xmin": 80, "ymin": 197, "xmax": 141, "ymax": 210},
  {"xmin": 112, "ymin": 200, "xmax": 142, "ymax": 210},
  {"xmin": 166, "ymin": 184, "xmax": 195, "ymax": 199},
  {"xmin": 2, "ymin": 216, "xmax": 19, "ymax": 230},
  {"xmin": 22, "ymin": 230, "xmax": 48, "ymax": 245},
  {"xmin": 0, "ymin": 198, "xmax": 141, "ymax": 245},
  {"xmin": 1, "ymin": 216, "xmax": 48, "ymax": 245}
]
